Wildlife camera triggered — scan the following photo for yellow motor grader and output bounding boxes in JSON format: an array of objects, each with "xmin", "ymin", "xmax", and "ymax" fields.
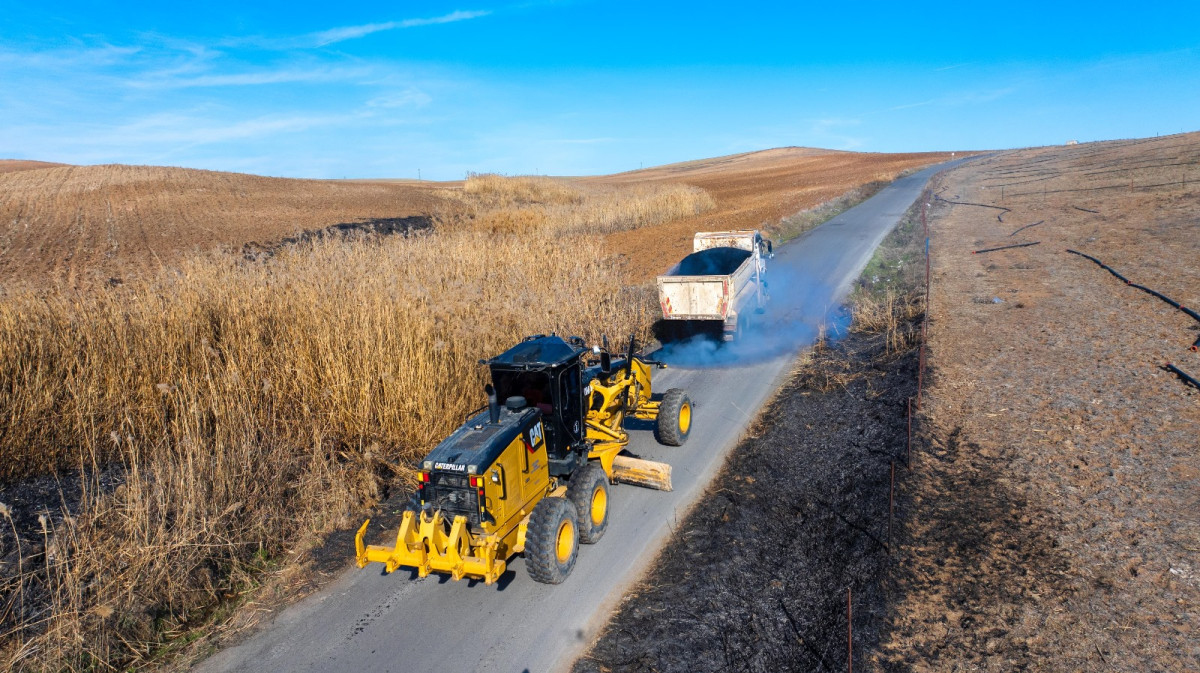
[{"xmin": 355, "ymin": 334, "xmax": 692, "ymax": 584}]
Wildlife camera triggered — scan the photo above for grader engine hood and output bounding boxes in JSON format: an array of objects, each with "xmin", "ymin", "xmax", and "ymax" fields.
[{"xmin": 424, "ymin": 405, "xmax": 541, "ymax": 478}]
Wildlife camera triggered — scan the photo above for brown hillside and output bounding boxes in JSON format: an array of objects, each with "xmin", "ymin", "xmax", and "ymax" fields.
[
  {"xmin": 0, "ymin": 149, "xmax": 962, "ymax": 287},
  {"xmin": 0, "ymin": 160, "xmax": 70, "ymax": 174},
  {"xmin": 0, "ymin": 164, "xmax": 455, "ymax": 286},
  {"xmin": 592, "ymin": 148, "xmax": 963, "ymax": 281}
]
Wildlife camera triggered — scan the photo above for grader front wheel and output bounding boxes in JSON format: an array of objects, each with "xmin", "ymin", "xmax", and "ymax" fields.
[
  {"xmin": 525, "ymin": 497, "xmax": 580, "ymax": 584},
  {"xmin": 656, "ymin": 388, "xmax": 692, "ymax": 446},
  {"xmin": 567, "ymin": 463, "xmax": 610, "ymax": 544}
]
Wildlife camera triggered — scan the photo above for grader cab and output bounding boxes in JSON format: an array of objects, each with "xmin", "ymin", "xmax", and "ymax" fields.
[{"xmin": 355, "ymin": 335, "xmax": 692, "ymax": 584}]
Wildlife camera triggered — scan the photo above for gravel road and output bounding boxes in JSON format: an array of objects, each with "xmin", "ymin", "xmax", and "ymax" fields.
[{"xmin": 194, "ymin": 159, "xmax": 966, "ymax": 673}]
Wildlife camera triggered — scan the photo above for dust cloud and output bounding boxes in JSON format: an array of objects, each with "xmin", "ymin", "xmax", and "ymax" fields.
[{"xmin": 656, "ymin": 263, "xmax": 850, "ymax": 368}]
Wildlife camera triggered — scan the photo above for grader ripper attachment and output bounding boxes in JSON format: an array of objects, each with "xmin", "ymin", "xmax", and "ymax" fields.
[{"xmin": 355, "ymin": 334, "xmax": 693, "ymax": 585}]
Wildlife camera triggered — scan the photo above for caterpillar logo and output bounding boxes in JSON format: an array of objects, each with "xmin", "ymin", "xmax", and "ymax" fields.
[{"xmin": 434, "ymin": 462, "xmax": 467, "ymax": 472}]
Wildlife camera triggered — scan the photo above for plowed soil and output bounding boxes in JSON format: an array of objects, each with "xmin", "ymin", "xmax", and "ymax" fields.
[
  {"xmin": 595, "ymin": 148, "xmax": 958, "ymax": 281},
  {"xmin": 882, "ymin": 132, "xmax": 1200, "ymax": 671}
]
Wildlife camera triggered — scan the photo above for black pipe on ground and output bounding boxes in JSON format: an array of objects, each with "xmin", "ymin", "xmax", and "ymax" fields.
[
  {"xmin": 1009, "ymin": 220, "xmax": 1044, "ymax": 237},
  {"xmin": 973, "ymin": 241, "xmax": 1040, "ymax": 255},
  {"xmin": 1067, "ymin": 249, "xmax": 1200, "ymax": 356},
  {"xmin": 1072, "ymin": 206, "xmax": 1101, "ymax": 214},
  {"xmin": 1163, "ymin": 364, "xmax": 1200, "ymax": 391},
  {"xmin": 1067, "ymin": 249, "xmax": 1200, "ymax": 323},
  {"xmin": 1065, "ymin": 249, "xmax": 1130, "ymax": 283}
]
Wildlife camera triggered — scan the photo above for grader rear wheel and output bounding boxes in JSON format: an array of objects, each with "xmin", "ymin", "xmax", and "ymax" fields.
[
  {"xmin": 525, "ymin": 497, "xmax": 579, "ymax": 584},
  {"xmin": 656, "ymin": 388, "xmax": 692, "ymax": 446}
]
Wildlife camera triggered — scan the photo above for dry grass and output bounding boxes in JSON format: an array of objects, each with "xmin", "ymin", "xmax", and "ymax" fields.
[
  {"xmin": 0, "ymin": 164, "xmax": 456, "ymax": 287},
  {"xmin": 851, "ymin": 288, "xmax": 924, "ymax": 356},
  {"xmin": 0, "ymin": 196, "xmax": 664, "ymax": 669},
  {"xmin": 445, "ymin": 173, "xmax": 715, "ymax": 235}
]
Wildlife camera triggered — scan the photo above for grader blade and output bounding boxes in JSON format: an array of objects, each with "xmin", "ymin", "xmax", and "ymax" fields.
[{"xmin": 611, "ymin": 455, "xmax": 673, "ymax": 491}]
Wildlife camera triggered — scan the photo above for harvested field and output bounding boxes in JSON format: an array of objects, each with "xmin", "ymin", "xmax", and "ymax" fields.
[
  {"xmin": 882, "ymin": 132, "xmax": 1200, "ymax": 671},
  {"xmin": 594, "ymin": 147, "xmax": 961, "ymax": 281}
]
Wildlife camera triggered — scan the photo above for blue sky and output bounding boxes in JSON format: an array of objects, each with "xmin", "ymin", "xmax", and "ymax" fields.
[{"xmin": 2, "ymin": 1, "xmax": 1198, "ymax": 179}]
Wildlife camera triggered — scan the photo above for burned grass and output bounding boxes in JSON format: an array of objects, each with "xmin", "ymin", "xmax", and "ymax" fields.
[
  {"xmin": 575, "ymin": 314, "xmax": 918, "ymax": 673},
  {"xmin": 575, "ymin": 200, "xmax": 932, "ymax": 672}
]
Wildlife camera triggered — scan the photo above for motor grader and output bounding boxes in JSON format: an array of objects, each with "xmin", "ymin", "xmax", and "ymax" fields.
[{"xmin": 355, "ymin": 334, "xmax": 692, "ymax": 584}]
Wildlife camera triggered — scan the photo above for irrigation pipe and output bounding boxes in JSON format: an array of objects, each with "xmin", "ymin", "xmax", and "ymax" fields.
[
  {"xmin": 1066, "ymin": 250, "xmax": 1200, "ymax": 323},
  {"xmin": 1072, "ymin": 206, "xmax": 1100, "ymax": 214},
  {"xmin": 933, "ymin": 195, "xmax": 1012, "ymax": 222},
  {"xmin": 1008, "ymin": 220, "xmax": 1044, "ymax": 237},
  {"xmin": 973, "ymin": 241, "xmax": 1040, "ymax": 255},
  {"xmin": 1163, "ymin": 364, "xmax": 1200, "ymax": 391}
]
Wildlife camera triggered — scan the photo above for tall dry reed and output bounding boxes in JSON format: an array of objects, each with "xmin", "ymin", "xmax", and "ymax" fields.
[
  {"xmin": 0, "ymin": 226, "xmax": 659, "ymax": 669},
  {"xmin": 448, "ymin": 173, "xmax": 715, "ymax": 235}
]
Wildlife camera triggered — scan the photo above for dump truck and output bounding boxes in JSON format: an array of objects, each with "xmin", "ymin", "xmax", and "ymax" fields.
[
  {"xmin": 656, "ymin": 230, "xmax": 774, "ymax": 341},
  {"xmin": 355, "ymin": 334, "xmax": 692, "ymax": 585}
]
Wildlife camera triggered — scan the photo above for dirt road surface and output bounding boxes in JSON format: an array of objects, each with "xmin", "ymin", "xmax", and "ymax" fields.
[{"xmin": 193, "ymin": 160, "xmax": 968, "ymax": 673}]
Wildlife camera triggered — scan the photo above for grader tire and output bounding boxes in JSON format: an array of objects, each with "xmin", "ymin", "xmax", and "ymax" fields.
[
  {"xmin": 567, "ymin": 463, "xmax": 610, "ymax": 544},
  {"xmin": 656, "ymin": 388, "xmax": 692, "ymax": 446},
  {"xmin": 525, "ymin": 497, "xmax": 579, "ymax": 584}
]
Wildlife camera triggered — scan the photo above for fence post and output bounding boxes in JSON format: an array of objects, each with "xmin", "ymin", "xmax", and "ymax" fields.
[
  {"xmin": 847, "ymin": 587, "xmax": 853, "ymax": 673},
  {"xmin": 906, "ymin": 398, "xmax": 912, "ymax": 464},
  {"xmin": 888, "ymin": 460, "xmax": 896, "ymax": 553}
]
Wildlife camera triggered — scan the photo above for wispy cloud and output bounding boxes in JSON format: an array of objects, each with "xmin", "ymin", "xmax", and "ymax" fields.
[
  {"xmin": 884, "ymin": 86, "xmax": 1017, "ymax": 112},
  {"xmin": 0, "ymin": 44, "xmax": 142, "ymax": 69},
  {"xmin": 809, "ymin": 118, "xmax": 865, "ymax": 150},
  {"xmin": 366, "ymin": 87, "xmax": 434, "ymax": 108},
  {"xmin": 130, "ymin": 66, "xmax": 370, "ymax": 89},
  {"xmin": 312, "ymin": 10, "xmax": 492, "ymax": 46}
]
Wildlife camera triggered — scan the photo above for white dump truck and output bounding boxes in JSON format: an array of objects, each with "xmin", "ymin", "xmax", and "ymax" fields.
[{"xmin": 656, "ymin": 230, "xmax": 773, "ymax": 341}]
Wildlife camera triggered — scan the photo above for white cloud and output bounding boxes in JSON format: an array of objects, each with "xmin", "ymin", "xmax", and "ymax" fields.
[
  {"xmin": 0, "ymin": 44, "xmax": 141, "ymax": 70},
  {"xmin": 107, "ymin": 112, "xmax": 368, "ymax": 146},
  {"xmin": 129, "ymin": 66, "xmax": 371, "ymax": 89},
  {"xmin": 367, "ymin": 88, "xmax": 434, "ymax": 108},
  {"xmin": 312, "ymin": 10, "xmax": 492, "ymax": 46}
]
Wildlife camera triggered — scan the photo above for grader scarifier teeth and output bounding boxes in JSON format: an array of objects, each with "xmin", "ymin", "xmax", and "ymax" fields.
[{"xmin": 354, "ymin": 510, "xmax": 506, "ymax": 584}]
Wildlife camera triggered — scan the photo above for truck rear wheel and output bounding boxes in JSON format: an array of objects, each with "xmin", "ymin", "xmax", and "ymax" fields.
[
  {"xmin": 567, "ymin": 463, "xmax": 610, "ymax": 544},
  {"xmin": 656, "ymin": 388, "xmax": 692, "ymax": 446},
  {"xmin": 525, "ymin": 497, "xmax": 579, "ymax": 584}
]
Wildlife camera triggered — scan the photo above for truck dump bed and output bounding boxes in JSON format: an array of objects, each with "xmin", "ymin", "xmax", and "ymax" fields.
[
  {"xmin": 658, "ymin": 248, "xmax": 755, "ymax": 320},
  {"xmin": 656, "ymin": 230, "xmax": 771, "ymax": 340}
]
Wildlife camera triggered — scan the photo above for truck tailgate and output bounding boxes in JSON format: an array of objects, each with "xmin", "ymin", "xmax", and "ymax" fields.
[{"xmin": 657, "ymin": 276, "xmax": 730, "ymax": 319}]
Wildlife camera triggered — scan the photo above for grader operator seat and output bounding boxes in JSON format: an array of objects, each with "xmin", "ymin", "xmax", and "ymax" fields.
[{"xmin": 485, "ymin": 335, "xmax": 589, "ymax": 475}]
